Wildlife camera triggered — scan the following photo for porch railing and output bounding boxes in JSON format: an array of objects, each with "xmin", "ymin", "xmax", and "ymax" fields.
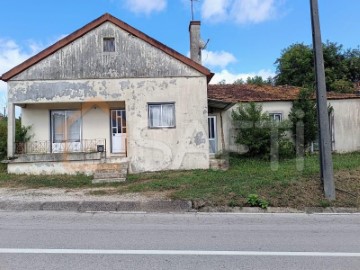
[{"xmin": 15, "ymin": 139, "xmax": 106, "ymax": 155}]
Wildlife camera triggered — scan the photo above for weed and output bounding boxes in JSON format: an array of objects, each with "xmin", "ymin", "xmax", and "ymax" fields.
[
  {"xmin": 318, "ymin": 200, "xmax": 331, "ymax": 208},
  {"xmin": 247, "ymin": 194, "xmax": 269, "ymax": 209}
]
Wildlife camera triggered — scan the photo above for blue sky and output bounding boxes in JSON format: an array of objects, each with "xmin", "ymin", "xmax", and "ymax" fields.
[{"xmin": 1, "ymin": 0, "xmax": 360, "ymax": 108}]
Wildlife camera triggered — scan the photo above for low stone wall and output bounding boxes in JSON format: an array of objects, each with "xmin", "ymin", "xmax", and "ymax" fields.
[{"xmin": 7, "ymin": 153, "xmax": 128, "ymax": 176}]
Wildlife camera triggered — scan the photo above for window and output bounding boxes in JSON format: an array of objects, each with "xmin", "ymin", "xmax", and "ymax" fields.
[
  {"xmin": 103, "ymin": 37, "xmax": 115, "ymax": 52},
  {"xmin": 148, "ymin": 103, "xmax": 175, "ymax": 128},
  {"xmin": 51, "ymin": 110, "xmax": 81, "ymax": 143},
  {"xmin": 269, "ymin": 113, "xmax": 282, "ymax": 122}
]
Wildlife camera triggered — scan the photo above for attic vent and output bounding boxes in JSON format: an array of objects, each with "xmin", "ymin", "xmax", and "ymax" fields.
[{"xmin": 103, "ymin": 37, "xmax": 115, "ymax": 52}]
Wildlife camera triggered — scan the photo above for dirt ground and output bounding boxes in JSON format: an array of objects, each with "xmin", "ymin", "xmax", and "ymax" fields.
[
  {"xmin": 265, "ymin": 169, "xmax": 360, "ymax": 208},
  {"xmin": 0, "ymin": 187, "xmax": 168, "ymax": 203}
]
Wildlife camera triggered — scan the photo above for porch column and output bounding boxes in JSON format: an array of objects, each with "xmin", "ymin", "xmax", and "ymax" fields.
[{"xmin": 7, "ymin": 102, "xmax": 15, "ymax": 158}]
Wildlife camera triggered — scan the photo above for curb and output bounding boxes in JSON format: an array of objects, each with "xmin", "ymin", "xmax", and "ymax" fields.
[
  {"xmin": 0, "ymin": 200, "xmax": 359, "ymax": 213},
  {"xmin": 0, "ymin": 200, "xmax": 193, "ymax": 213},
  {"xmin": 196, "ymin": 206, "xmax": 360, "ymax": 214}
]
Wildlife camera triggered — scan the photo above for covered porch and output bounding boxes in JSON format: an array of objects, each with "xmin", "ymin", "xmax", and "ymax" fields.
[{"xmin": 7, "ymin": 101, "xmax": 128, "ymax": 177}]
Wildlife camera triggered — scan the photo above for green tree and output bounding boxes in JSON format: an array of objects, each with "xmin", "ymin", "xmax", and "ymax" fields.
[
  {"xmin": 330, "ymin": 79, "xmax": 355, "ymax": 93},
  {"xmin": 231, "ymin": 102, "xmax": 290, "ymax": 157},
  {"xmin": 0, "ymin": 119, "xmax": 7, "ymax": 158},
  {"xmin": 0, "ymin": 118, "xmax": 31, "ymax": 159},
  {"xmin": 275, "ymin": 43, "xmax": 314, "ymax": 88},
  {"xmin": 344, "ymin": 47, "xmax": 360, "ymax": 83},
  {"xmin": 233, "ymin": 78, "xmax": 245, "ymax": 85},
  {"xmin": 246, "ymin": 76, "xmax": 271, "ymax": 86},
  {"xmin": 275, "ymin": 41, "xmax": 360, "ymax": 92},
  {"xmin": 288, "ymin": 88, "xmax": 317, "ymax": 149}
]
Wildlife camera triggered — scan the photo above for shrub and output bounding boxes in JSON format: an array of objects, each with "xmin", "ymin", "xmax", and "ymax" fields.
[
  {"xmin": 278, "ymin": 139, "xmax": 296, "ymax": 159},
  {"xmin": 289, "ymin": 88, "xmax": 317, "ymax": 150},
  {"xmin": 0, "ymin": 117, "xmax": 31, "ymax": 159},
  {"xmin": 231, "ymin": 102, "xmax": 290, "ymax": 158}
]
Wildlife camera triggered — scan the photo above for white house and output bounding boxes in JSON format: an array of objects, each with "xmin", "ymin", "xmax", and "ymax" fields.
[
  {"xmin": 1, "ymin": 14, "xmax": 214, "ymax": 177},
  {"xmin": 207, "ymin": 84, "xmax": 360, "ymax": 154},
  {"xmin": 2, "ymin": 14, "xmax": 360, "ymax": 178}
]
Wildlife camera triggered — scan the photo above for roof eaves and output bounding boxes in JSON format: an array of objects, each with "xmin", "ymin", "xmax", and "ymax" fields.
[
  {"xmin": 1, "ymin": 14, "xmax": 110, "ymax": 82},
  {"xmin": 1, "ymin": 13, "xmax": 212, "ymax": 82}
]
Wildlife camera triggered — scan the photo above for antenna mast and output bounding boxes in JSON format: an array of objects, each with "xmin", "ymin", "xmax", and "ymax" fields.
[{"xmin": 190, "ymin": 0, "xmax": 198, "ymax": 21}]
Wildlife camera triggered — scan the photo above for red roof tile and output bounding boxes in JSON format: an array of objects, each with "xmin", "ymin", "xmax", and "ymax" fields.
[{"xmin": 208, "ymin": 84, "xmax": 360, "ymax": 103}]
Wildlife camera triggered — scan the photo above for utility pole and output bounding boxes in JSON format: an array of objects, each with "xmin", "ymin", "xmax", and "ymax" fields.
[{"xmin": 310, "ymin": 0, "xmax": 335, "ymax": 200}]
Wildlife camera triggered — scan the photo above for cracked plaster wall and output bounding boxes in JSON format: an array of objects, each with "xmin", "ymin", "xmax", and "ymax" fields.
[{"xmin": 17, "ymin": 77, "xmax": 210, "ymax": 173}]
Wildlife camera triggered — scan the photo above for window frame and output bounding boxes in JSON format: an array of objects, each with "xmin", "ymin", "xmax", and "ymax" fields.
[
  {"xmin": 269, "ymin": 112, "xmax": 283, "ymax": 122},
  {"xmin": 103, "ymin": 37, "xmax": 115, "ymax": 52},
  {"xmin": 148, "ymin": 102, "xmax": 176, "ymax": 129},
  {"xmin": 50, "ymin": 110, "xmax": 82, "ymax": 143}
]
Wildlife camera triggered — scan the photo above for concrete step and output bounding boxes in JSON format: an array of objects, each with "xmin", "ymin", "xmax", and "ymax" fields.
[
  {"xmin": 92, "ymin": 178, "xmax": 126, "ymax": 184},
  {"xmin": 209, "ymin": 158, "xmax": 229, "ymax": 171},
  {"xmin": 93, "ymin": 161, "xmax": 129, "ymax": 183},
  {"xmin": 96, "ymin": 163, "xmax": 122, "ymax": 171},
  {"xmin": 93, "ymin": 172, "xmax": 124, "ymax": 179}
]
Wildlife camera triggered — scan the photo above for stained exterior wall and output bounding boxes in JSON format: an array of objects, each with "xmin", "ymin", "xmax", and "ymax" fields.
[
  {"xmin": 8, "ymin": 20, "xmax": 210, "ymax": 173},
  {"xmin": 12, "ymin": 22, "xmax": 202, "ymax": 81},
  {"xmin": 13, "ymin": 77, "xmax": 209, "ymax": 173},
  {"xmin": 218, "ymin": 100, "xmax": 360, "ymax": 154},
  {"xmin": 329, "ymin": 99, "xmax": 360, "ymax": 152}
]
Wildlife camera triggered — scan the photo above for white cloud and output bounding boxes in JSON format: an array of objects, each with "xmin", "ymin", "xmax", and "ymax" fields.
[
  {"xmin": 201, "ymin": 0, "xmax": 282, "ymax": 24},
  {"xmin": 0, "ymin": 39, "xmax": 34, "ymax": 98},
  {"xmin": 210, "ymin": 69, "xmax": 275, "ymax": 84},
  {"xmin": 0, "ymin": 36, "xmax": 55, "ymax": 89},
  {"xmin": 124, "ymin": 0, "xmax": 167, "ymax": 15},
  {"xmin": 201, "ymin": 0, "xmax": 231, "ymax": 22},
  {"xmin": 0, "ymin": 39, "xmax": 33, "ymax": 75},
  {"xmin": 0, "ymin": 38, "xmax": 47, "ymax": 113},
  {"xmin": 202, "ymin": 50, "xmax": 237, "ymax": 69}
]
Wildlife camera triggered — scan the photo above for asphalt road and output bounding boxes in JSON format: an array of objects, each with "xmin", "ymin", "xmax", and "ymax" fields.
[{"xmin": 0, "ymin": 211, "xmax": 359, "ymax": 270}]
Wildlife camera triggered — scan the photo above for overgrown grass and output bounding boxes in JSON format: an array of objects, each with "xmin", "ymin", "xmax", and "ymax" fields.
[
  {"xmin": 0, "ymin": 152, "xmax": 359, "ymax": 208},
  {"xmin": 0, "ymin": 163, "xmax": 93, "ymax": 188},
  {"xmin": 123, "ymin": 152, "xmax": 360, "ymax": 208}
]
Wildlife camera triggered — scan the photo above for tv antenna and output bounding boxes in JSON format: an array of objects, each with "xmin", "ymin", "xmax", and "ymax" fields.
[{"xmin": 191, "ymin": 0, "xmax": 199, "ymax": 21}]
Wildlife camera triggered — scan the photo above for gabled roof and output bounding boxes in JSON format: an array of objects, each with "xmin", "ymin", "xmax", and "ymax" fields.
[
  {"xmin": 208, "ymin": 84, "xmax": 360, "ymax": 103},
  {"xmin": 1, "ymin": 13, "xmax": 213, "ymax": 82}
]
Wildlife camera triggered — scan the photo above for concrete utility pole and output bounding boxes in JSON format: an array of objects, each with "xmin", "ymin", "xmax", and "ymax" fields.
[{"xmin": 310, "ymin": 0, "xmax": 336, "ymax": 200}]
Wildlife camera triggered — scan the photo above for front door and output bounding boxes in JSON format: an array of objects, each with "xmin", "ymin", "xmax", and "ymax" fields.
[
  {"xmin": 208, "ymin": 116, "xmax": 217, "ymax": 154},
  {"xmin": 111, "ymin": 110, "xmax": 126, "ymax": 153}
]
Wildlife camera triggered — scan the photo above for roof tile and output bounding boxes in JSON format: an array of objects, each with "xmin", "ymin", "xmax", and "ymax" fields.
[{"xmin": 208, "ymin": 84, "xmax": 360, "ymax": 102}]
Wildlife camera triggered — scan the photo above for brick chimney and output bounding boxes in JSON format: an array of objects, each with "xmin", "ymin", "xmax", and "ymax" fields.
[{"xmin": 189, "ymin": 21, "xmax": 202, "ymax": 64}]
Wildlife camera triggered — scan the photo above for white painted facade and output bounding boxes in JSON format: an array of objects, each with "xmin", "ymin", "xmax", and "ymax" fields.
[
  {"xmin": 10, "ymin": 77, "xmax": 209, "ymax": 174},
  {"xmin": 213, "ymin": 99, "xmax": 360, "ymax": 154},
  {"xmin": 4, "ymin": 16, "xmax": 211, "ymax": 175}
]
